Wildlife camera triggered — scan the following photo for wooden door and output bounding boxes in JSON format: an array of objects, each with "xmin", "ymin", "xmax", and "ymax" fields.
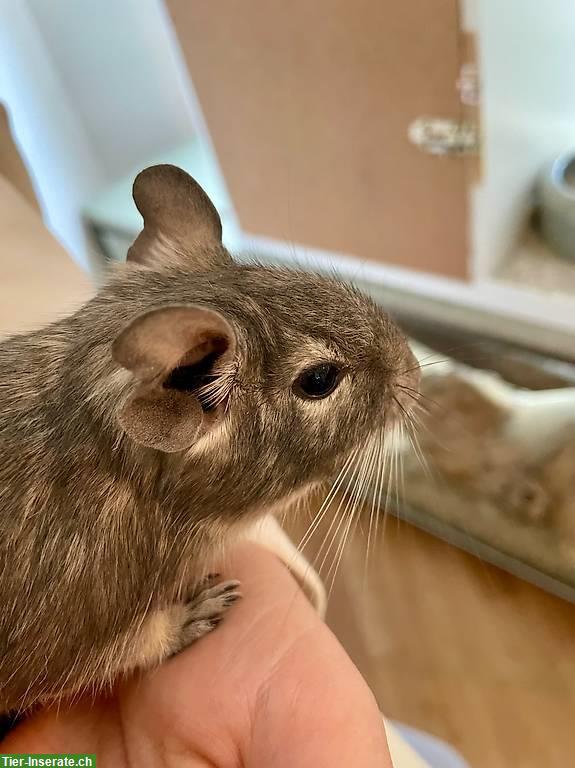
[{"xmin": 166, "ymin": 0, "xmax": 469, "ymax": 279}]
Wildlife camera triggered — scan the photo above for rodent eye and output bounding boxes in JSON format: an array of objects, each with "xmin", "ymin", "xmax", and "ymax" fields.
[{"xmin": 293, "ymin": 363, "xmax": 342, "ymax": 400}]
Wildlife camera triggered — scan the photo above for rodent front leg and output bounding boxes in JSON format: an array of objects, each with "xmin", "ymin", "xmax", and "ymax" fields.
[{"xmin": 127, "ymin": 576, "xmax": 241, "ymax": 669}]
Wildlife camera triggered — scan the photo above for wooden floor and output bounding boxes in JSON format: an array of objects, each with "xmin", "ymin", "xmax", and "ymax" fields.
[{"xmin": 285, "ymin": 500, "xmax": 575, "ymax": 768}]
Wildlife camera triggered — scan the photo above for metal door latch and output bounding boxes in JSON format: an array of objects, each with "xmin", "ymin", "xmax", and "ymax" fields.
[{"xmin": 408, "ymin": 117, "xmax": 477, "ymax": 156}]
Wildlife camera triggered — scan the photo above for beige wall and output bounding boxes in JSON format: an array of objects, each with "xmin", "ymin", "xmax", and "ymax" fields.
[{"xmin": 0, "ymin": 103, "xmax": 91, "ymax": 337}]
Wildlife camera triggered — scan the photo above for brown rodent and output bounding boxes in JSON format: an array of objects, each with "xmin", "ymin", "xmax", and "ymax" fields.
[
  {"xmin": 418, "ymin": 375, "xmax": 549, "ymax": 525},
  {"xmin": 539, "ymin": 434, "xmax": 575, "ymax": 557},
  {"xmin": 0, "ymin": 164, "xmax": 418, "ymax": 719}
]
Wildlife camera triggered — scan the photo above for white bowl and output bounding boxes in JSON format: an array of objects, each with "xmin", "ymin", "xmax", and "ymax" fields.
[{"xmin": 537, "ymin": 152, "xmax": 575, "ymax": 262}]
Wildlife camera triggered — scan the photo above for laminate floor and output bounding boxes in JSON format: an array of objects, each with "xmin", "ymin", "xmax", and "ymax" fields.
[{"xmin": 285, "ymin": 500, "xmax": 575, "ymax": 768}]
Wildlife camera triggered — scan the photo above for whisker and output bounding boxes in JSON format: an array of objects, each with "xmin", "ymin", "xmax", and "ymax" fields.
[
  {"xmin": 392, "ymin": 425, "xmax": 401, "ymax": 529},
  {"xmin": 393, "ymin": 395, "xmax": 412, "ymax": 426},
  {"xmin": 393, "ymin": 396, "xmax": 431, "ymax": 471},
  {"xmin": 403, "ymin": 359, "xmax": 450, "ymax": 375},
  {"xmin": 378, "ymin": 429, "xmax": 394, "ymax": 548},
  {"xmin": 405, "ymin": 417, "xmax": 433, "ymax": 480},
  {"xmin": 398, "ymin": 422, "xmax": 407, "ymax": 509},
  {"xmin": 407, "ymin": 338, "xmax": 496, "ymax": 364},
  {"xmin": 398, "ymin": 384, "xmax": 440, "ymax": 412},
  {"xmin": 297, "ymin": 448, "xmax": 359, "ymax": 553},
  {"xmin": 326, "ymin": 437, "xmax": 378, "ymax": 595},
  {"xmin": 315, "ymin": 482, "xmax": 356, "ymax": 577},
  {"xmin": 364, "ymin": 435, "xmax": 385, "ymax": 583},
  {"xmin": 314, "ymin": 451, "xmax": 365, "ymax": 574},
  {"xmin": 408, "ymin": 350, "xmax": 440, "ymax": 365},
  {"xmin": 318, "ymin": 438, "xmax": 375, "ymax": 578}
]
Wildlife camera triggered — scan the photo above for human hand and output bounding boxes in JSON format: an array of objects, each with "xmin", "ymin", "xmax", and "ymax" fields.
[{"xmin": 3, "ymin": 543, "xmax": 392, "ymax": 767}]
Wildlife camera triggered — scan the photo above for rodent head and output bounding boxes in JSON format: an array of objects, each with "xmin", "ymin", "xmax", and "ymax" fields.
[{"xmin": 109, "ymin": 165, "xmax": 419, "ymax": 516}]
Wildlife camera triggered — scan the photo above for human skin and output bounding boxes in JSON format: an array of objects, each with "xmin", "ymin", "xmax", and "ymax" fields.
[{"xmin": 3, "ymin": 543, "xmax": 392, "ymax": 767}]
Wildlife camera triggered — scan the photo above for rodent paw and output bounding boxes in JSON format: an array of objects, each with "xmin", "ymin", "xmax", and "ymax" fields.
[{"xmin": 171, "ymin": 578, "xmax": 241, "ymax": 655}]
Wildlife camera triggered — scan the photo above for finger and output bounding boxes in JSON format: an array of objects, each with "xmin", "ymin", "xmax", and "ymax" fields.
[{"xmin": 130, "ymin": 544, "xmax": 392, "ymax": 767}]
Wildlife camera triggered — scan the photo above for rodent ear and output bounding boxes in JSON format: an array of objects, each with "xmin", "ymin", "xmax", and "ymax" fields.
[
  {"xmin": 112, "ymin": 305, "xmax": 236, "ymax": 452},
  {"xmin": 116, "ymin": 386, "xmax": 205, "ymax": 454},
  {"xmin": 127, "ymin": 164, "xmax": 231, "ymax": 270}
]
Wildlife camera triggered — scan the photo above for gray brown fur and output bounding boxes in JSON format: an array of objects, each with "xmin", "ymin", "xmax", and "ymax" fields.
[{"xmin": 0, "ymin": 165, "xmax": 417, "ymax": 715}]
